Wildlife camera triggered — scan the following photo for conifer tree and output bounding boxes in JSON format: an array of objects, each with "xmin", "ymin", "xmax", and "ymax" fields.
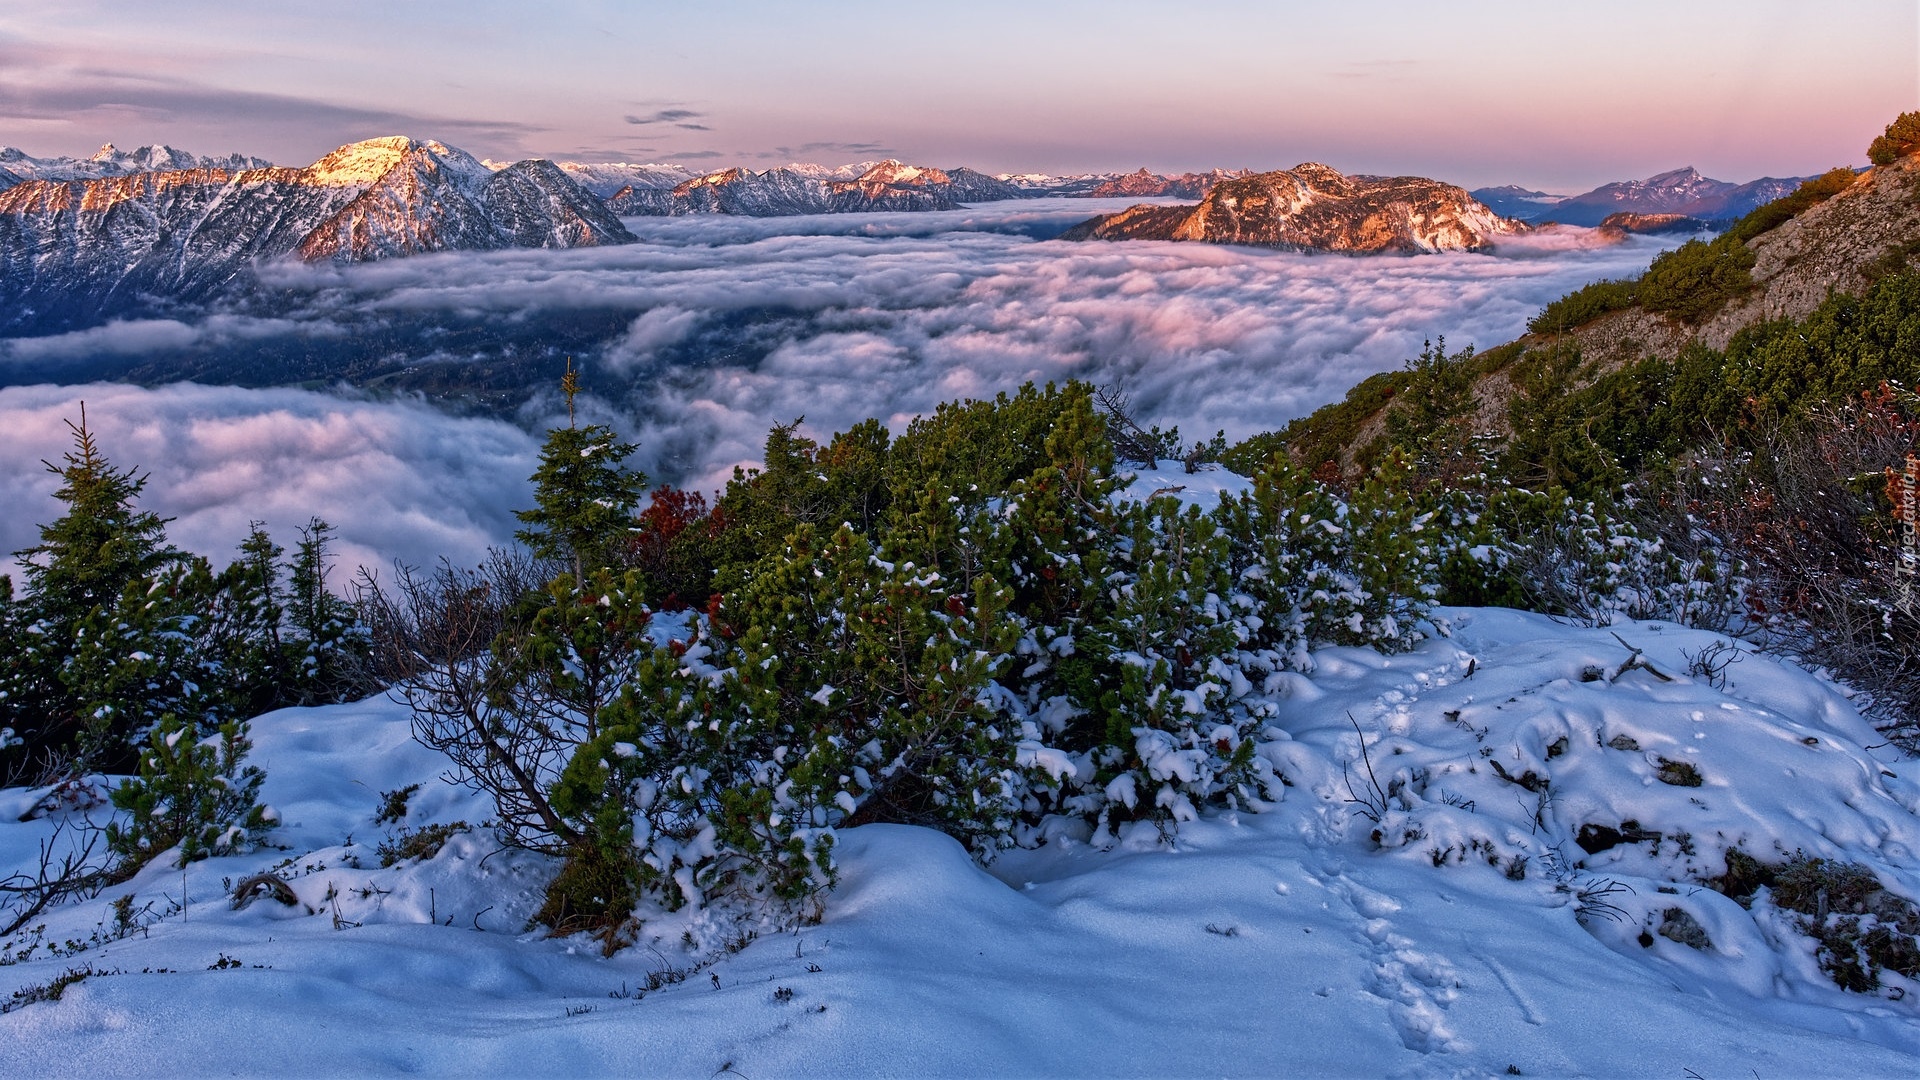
[
  {"xmin": 515, "ymin": 366, "xmax": 649, "ymax": 581},
  {"xmin": 0, "ymin": 577, "xmax": 31, "ymax": 769},
  {"xmin": 14, "ymin": 406, "xmax": 177, "ymax": 638},
  {"xmin": 1385, "ymin": 337, "xmax": 1480, "ymax": 487},
  {"xmin": 66, "ymin": 560, "xmax": 219, "ymax": 767},
  {"xmin": 6, "ymin": 406, "xmax": 180, "ymax": 764},
  {"xmin": 287, "ymin": 518, "xmax": 363, "ymax": 702},
  {"xmin": 208, "ymin": 523, "xmax": 288, "ymax": 721}
]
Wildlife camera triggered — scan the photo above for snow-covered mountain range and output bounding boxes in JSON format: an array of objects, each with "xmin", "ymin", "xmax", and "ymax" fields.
[
  {"xmin": 602, "ymin": 159, "xmax": 1029, "ymax": 216},
  {"xmin": 1087, "ymin": 167, "xmax": 1249, "ymax": 199},
  {"xmin": 0, "ymin": 136, "xmax": 631, "ymax": 332},
  {"xmin": 1063, "ymin": 163, "xmax": 1525, "ymax": 253},
  {"xmin": 1473, "ymin": 167, "xmax": 1820, "ymax": 225},
  {"xmin": 0, "ymin": 133, "xmax": 1841, "ymax": 338},
  {"xmin": 0, "ymin": 143, "xmax": 274, "ymax": 189}
]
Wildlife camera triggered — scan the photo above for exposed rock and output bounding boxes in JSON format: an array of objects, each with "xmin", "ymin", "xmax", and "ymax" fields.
[
  {"xmin": 1575, "ymin": 820, "xmax": 1663, "ymax": 855},
  {"xmin": 1657, "ymin": 907, "xmax": 1713, "ymax": 950},
  {"xmin": 1061, "ymin": 163, "xmax": 1525, "ymax": 253},
  {"xmin": 1654, "ymin": 758, "xmax": 1705, "ymax": 787},
  {"xmin": 1597, "ymin": 212, "xmax": 1710, "ymax": 235}
]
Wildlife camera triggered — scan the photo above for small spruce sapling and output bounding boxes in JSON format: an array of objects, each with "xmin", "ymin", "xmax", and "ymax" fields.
[{"xmin": 106, "ymin": 714, "xmax": 273, "ymax": 873}]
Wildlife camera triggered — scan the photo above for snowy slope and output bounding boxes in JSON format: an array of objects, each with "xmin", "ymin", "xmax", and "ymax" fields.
[{"xmin": 1, "ymin": 606, "xmax": 1917, "ymax": 1076}]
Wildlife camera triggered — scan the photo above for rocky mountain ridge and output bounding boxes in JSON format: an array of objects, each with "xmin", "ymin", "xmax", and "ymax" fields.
[
  {"xmin": 1543, "ymin": 157, "xmax": 1918, "ymax": 369},
  {"xmin": 0, "ymin": 142, "xmax": 274, "ymax": 187},
  {"xmin": 1087, "ymin": 167, "xmax": 1248, "ymax": 199},
  {"xmin": 995, "ymin": 172, "xmax": 1113, "ymax": 196},
  {"xmin": 1061, "ymin": 163, "xmax": 1525, "ymax": 253},
  {"xmin": 1596, "ymin": 211, "xmax": 1710, "ymax": 235},
  {"xmin": 603, "ymin": 158, "xmax": 1027, "ymax": 216},
  {"xmin": 535, "ymin": 161, "xmax": 697, "ymax": 198},
  {"xmin": 0, "ymin": 136, "xmax": 631, "ymax": 332}
]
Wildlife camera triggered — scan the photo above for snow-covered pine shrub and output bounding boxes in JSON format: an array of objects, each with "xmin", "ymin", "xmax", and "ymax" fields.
[
  {"xmin": 1079, "ymin": 497, "xmax": 1274, "ymax": 841},
  {"xmin": 845, "ymin": 539, "xmax": 1025, "ymax": 848},
  {"xmin": 65, "ymin": 562, "xmax": 222, "ymax": 768},
  {"xmin": 1471, "ymin": 488, "xmax": 1739, "ymax": 629},
  {"xmin": 1216, "ymin": 451, "xmax": 1348, "ymax": 670},
  {"xmin": 731, "ymin": 520, "xmax": 1022, "ymax": 859},
  {"xmin": 105, "ymin": 713, "xmax": 273, "ymax": 873},
  {"xmin": 549, "ymin": 511, "xmax": 1029, "ymax": 921},
  {"xmin": 977, "ymin": 392, "xmax": 1128, "ymax": 829},
  {"xmin": 1332, "ymin": 453, "xmax": 1437, "ymax": 652},
  {"xmin": 501, "ymin": 566, "xmax": 665, "ymax": 931},
  {"xmin": 550, "ymin": 593, "xmax": 835, "ymax": 917},
  {"xmin": 502, "ymin": 567, "xmax": 657, "ymax": 754},
  {"xmin": 286, "ymin": 518, "xmax": 370, "ymax": 704},
  {"xmin": 1214, "ymin": 451, "xmax": 1438, "ymax": 656}
]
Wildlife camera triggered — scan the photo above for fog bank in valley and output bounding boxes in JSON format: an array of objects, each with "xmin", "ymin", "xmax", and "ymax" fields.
[{"xmin": 0, "ymin": 199, "xmax": 1684, "ymax": 576}]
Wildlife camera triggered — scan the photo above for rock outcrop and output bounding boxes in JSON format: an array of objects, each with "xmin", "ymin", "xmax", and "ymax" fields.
[{"xmin": 1061, "ymin": 163, "xmax": 1525, "ymax": 253}]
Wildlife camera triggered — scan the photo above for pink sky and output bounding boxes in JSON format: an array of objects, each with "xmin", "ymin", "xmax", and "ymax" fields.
[{"xmin": 0, "ymin": 1, "xmax": 1914, "ymax": 189}]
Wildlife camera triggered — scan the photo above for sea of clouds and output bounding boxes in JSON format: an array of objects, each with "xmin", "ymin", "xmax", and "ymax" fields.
[{"xmin": 0, "ymin": 198, "xmax": 1684, "ymax": 579}]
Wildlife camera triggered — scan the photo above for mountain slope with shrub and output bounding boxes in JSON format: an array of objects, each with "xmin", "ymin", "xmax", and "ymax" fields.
[
  {"xmin": 1238, "ymin": 112, "xmax": 1920, "ymax": 783},
  {"xmin": 1270, "ymin": 126, "xmax": 1920, "ymax": 476},
  {"xmin": 4, "ymin": 120, "xmax": 1920, "ymax": 1077}
]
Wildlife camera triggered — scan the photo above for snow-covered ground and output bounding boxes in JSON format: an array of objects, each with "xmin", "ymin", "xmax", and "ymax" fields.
[{"xmin": 3, "ymin": 607, "xmax": 1917, "ymax": 1077}]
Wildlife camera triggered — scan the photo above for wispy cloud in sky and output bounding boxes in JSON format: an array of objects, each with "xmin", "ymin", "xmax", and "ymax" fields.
[
  {"xmin": 0, "ymin": 2, "xmax": 1909, "ymax": 184},
  {"xmin": 624, "ymin": 109, "xmax": 709, "ymax": 131}
]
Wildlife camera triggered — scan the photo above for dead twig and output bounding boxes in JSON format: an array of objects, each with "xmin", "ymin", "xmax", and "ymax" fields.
[{"xmin": 1607, "ymin": 632, "xmax": 1674, "ymax": 682}]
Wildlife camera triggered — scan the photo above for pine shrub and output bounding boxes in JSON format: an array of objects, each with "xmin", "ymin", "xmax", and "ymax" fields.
[{"xmin": 106, "ymin": 714, "xmax": 273, "ymax": 873}]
